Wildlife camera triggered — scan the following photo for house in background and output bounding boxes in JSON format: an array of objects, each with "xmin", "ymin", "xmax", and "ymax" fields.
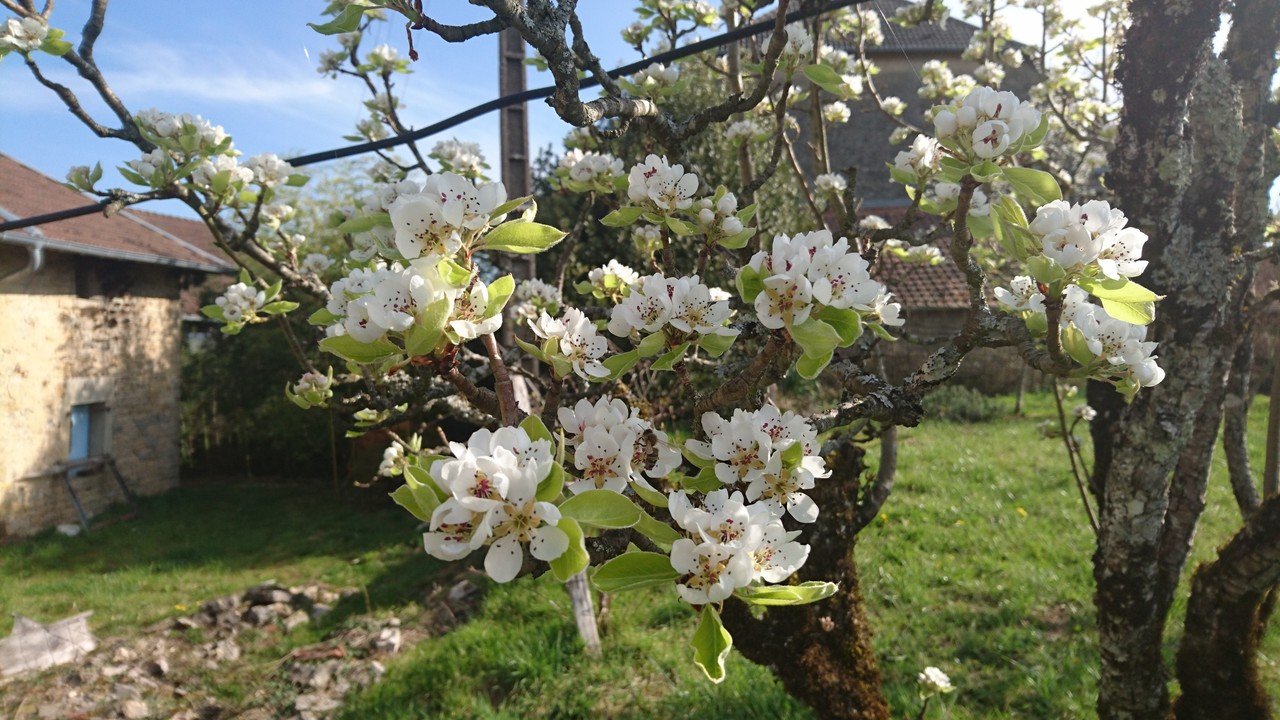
[
  {"xmin": 820, "ymin": 1, "xmax": 1041, "ymax": 390},
  {"xmin": 0, "ymin": 153, "xmax": 231, "ymax": 538}
]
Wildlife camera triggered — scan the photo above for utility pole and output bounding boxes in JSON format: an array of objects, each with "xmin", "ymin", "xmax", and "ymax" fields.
[
  {"xmin": 498, "ymin": 26, "xmax": 535, "ymax": 414},
  {"xmin": 498, "ymin": 24, "xmax": 601, "ymax": 656}
]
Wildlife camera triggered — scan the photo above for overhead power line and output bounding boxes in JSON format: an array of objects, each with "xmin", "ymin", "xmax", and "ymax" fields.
[{"xmin": 0, "ymin": 0, "xmax": 866, "ymax": 234}]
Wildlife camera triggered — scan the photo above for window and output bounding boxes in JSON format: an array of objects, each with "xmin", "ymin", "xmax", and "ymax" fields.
[{"xmin": 69, "ymin": 402, "xmax": 109, "ymax": 460}]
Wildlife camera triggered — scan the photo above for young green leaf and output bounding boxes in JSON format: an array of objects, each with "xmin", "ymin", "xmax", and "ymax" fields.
[
  {"xmin": 1002, "ymin": 166, "xmax": 1063, "ymax": 206},
  {"xmin": 548, "ymin": 518, "xmax": 589, "ymax": 582},
  {"xmin": 558, "ymin": 489, "xmax": 643, "ymax": 529},
  {"xmin": 480, "ymin": 220, "xmax": 567, "ymax": 254},
  {"xmin": 319, "ymin": 335, "xmax": 400, "ymax": 364},
  {"xmin": 691, "ymin": 605, "xmax": 733, "ymax": 683},
  {"xmin": 591, "ymin": 550, "xmax": 679, "ymax": 592},
  {"xmin": 308, "ymin": 4, "xmax": 367, "ymax": 34},
  {"xmin": 733, "ymin": 581, "xmax": 839, "ymax": 606}
]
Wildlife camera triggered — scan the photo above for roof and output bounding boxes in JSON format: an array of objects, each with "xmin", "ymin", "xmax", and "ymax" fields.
[
  {"xmin": 876, "ymin": 242, "xmax": 970, "ymax": 310},
  {"xmin": 856, "ymin": 0, "xmax": 979, "ymax": 56},
  {"xmin": 0, "ymin": 153, "xmax": 232, "ymax": 273}
]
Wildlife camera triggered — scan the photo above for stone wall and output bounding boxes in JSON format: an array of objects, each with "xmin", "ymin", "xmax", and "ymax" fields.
[{"xmin": 0, "ymin": 247, "xmax": 183, "ymax": 538}]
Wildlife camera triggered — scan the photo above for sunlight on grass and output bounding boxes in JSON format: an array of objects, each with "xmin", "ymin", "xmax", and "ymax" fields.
[{"xmin": 1, "ymin": 393, "xmax": 1275, "ymax": 718}]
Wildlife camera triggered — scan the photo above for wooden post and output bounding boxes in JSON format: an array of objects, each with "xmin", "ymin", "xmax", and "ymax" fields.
[
  {"xmin": 499, "ymin": 24, "xmax": 600, "ymax": 653},
  {"xmin": 499, "ymin": 26, "xmax": 534, "ymax": 414}
]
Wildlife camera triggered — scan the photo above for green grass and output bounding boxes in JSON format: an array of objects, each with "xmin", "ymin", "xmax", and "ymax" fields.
[
  {"xmin": 0, "ymin": 483, "xmax": 431, "ymax": 636},
  {"xmin": 1, "ymin": 393, "xmax": 1276, "ymax": 718}
]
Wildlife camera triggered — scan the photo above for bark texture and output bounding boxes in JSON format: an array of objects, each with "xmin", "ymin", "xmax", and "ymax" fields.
[
  {"xmin": 721, "ymin": 439, "xmax": 890, "ymax": 720},
  {"xmin": 1175, "ymin": 494, "xmax": 1280, "ymax": 720},
  {"xmin": 1090, "ymin": 0, "xmax": 1280, "ymax": 717}
]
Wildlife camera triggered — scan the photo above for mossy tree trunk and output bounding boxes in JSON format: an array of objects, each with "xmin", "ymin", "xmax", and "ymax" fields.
[{"xmin": 721, "ymin": 437, "xmax": 891, "ymax": 720}]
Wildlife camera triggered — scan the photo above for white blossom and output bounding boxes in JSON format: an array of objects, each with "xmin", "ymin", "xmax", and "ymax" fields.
[
  {"xmin": 431, "ymin": 138, "xmax": 487, "ymax": 177},
  {"xmin": 994, "ymin": 276, "xmax": 1045, "ymax": 313},
  {"xmin": 425, "ymin": 427, "xmax": 567, "ymax": 582},
  {"xmin": 627, "ymin": 154, "xmax": 699, "ymax": 213},
  {"xmin": 301, "ymin": 252, "xmax": 334, "ymax": 276},
  {"xmin": 918, "ymin": 666, "xmax": 954, "ymax": 695},
  {"xmin": 529, "ymin": 307, "xmax": 610, "ymax": 380},
  {"xmin": 815, "ymin": 173, "xmax": 847, "ymax": 195},
  {"xmin": 0, "ymin": 16, "xmax": 47, "ymax": 52},
  {"xmin": 388, "ymin": 172, "xmax": 507, "ymax": 261}
]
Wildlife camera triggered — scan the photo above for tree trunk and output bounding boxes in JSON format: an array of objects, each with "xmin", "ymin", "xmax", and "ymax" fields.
[
  {"xmin": 1224, "ymin": 330, "xmax": 1262, "ymax": 517},
  {"xmin": 721, "ymin": 439, "xmax": 890, "ymax": 720},
  {"xmin": 1091, "ymin": 52, "xmax": 1240, "ymax": 720},
  {"xmin": 1175, "ymin": 494, "xmax": 1280, "ymax": 720}
]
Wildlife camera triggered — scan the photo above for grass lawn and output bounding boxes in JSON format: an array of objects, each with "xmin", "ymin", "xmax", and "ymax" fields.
[{"xmin": 1, "ymin": 392, "xmax": 1275, "ymax": 718}]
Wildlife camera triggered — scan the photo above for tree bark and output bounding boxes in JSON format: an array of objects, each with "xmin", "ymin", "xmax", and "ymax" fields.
[
  {"xmin": 1091, "ymin": 50, "xmax": 1240, "ymax": 720},
  {"xmin": 1090, "ymin": 0, "xmax": 1280, "ymax": 715},
  {"xmin": 1174, "ymin": 494, "xmax": 1280, "ymax": 720},
  {"xmin": 721, "ymin": 439, "xmax": 890, "ymax": 720},
  {"xmin": 1224, "ymin": 330, "xmax": 1262, "ymax": 517}
]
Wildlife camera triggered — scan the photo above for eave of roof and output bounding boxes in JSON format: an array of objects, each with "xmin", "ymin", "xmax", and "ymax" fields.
[{"xmin": 0, "ymin": 227, "xmax": 233, "ymax": 274}]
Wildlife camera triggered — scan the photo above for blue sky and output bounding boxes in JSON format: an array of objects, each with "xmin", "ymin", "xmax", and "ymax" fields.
[
  {"xmin": 0, "ymin": 1, "xmax": 644, "ymax": 215},
  {"xmin": 13, "ymin": 2, "xmax": 1257, "ymax": 221}
]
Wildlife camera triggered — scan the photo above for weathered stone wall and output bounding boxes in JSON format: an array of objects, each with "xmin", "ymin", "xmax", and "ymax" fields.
[{"xmin": 0, "ymin": 247, "xmax": 183, "ymax": 537}]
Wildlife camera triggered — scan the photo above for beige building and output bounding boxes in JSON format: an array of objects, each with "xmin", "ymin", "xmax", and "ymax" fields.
[{"xmin": 0, "ymin": 154, "xmax": 231, "ymax": 538}]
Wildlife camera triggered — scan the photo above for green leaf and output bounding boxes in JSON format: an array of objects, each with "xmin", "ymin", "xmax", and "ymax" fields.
[
  {"xmin": 490, "ymin": 194, "xmax": 533, "ymax": 219},
  {"xmin": 520, "ymin": 414, "xmax": 554, "ymax": 444},
  {"xmin": 537, "ymin": 463, "xmax": 565, "ymax": 502},
  {"xmin": 389, "ymin": 484, "xmax": 431, "ymax": 522},
  {"xmin": 630, "ymin": 480, "xmax": 670, "ymax": 509},
  {"xmin": 697, "ymin": 331, "xmax": 736, "ymax": 358},
  {"xmin": 200, "ymin": 304, "xmax": 225, "ymax": 321},
  {"xmin": 735, "ymin": 266, "xmax": 764, "ymax": 303},
  {"xmin": 285, "ymin": 173, "xmax": 310, "ymax": 187},
  {"xmin": 39, "ymin": 37, "xmax": 72, "ymax": 57},
  {"xmin": 733, "ymin": 581, "xmax": 839, "ymax": 606},
  {"xmin": 260, "ymin": 300, "xmax": 299, "ymax": 315},
  {"xmin": 718, "ymin": 227, "xmax": 755, "ymax": 249},
  {"xmin": 309, "ymin": 4, "xmax": 366, "ymax": 34},
  {"xmin": 665, "ymin": 216, "xmax": 696, "ymax": 237},
  {"xmin": 681, "ymin": 445, "xmax": 716, "ymax": 470},
  {"xmin": 591, "ymin": 551, "xmax": 679, "ymax": 592},
  {"xmin": 651, "ymin": 343, "xmax": 689, "ymax": 371},
  {"xmin": 681, "ymin": 466, "xmax": 724, "ymax": 494},
  {"xmin": 969, "ymin": 160, "xmax": 1002, "ymax": 182},
  {"xmin": 790, "ymin": 318, "xmax": 841, "ymax": 358},
  {"xmin": 802, "ymin": 63, "xmax": 846, "ymax": 95},
  {"xmin": 634, "ymin": 510, "xmax": 681, "ymax": 548},
  {"xmin": 516, "ymin": 336, "xmax": 550, "ymax": 362},
  {"xmin": 815, "ymin": 306, "xmax": 863, "ymax": 347},
  {"xmin": 1061, "ymin": 325, "xmax": 1096, "ymax": 365},
  {"xmin": 548, "ymin": 518, "xmax": 588, "ymax": 582},
  {"xmin": 779, "ymin": 440, "xmax": 804, "ymax": 469},
  {"xmin": 1077, "ymin": 277, "xmax": 1161, "ymax": 303},
  {"xmin": 1099, "ymin": 297, "xmax": 1156, "ymax": 326},
  {"xmin": 635, "ymin": 331, "xmax": 668, "ymax": 358},
  {"xmin": 404, "ymin": 297, "xmax": 452, "ymax": 356},
  {"xmin": 438, "ymin": 258, "xmax": 473, "ymax": 286},
  {"xmin": 559, "ymin": 489, "xmax": 642, "ymax": 529},
  {"xmin": 338, "ymin": 213, "xmax": 388, "ymax": 234},
  {"xmin": 319, "ymin": 335, "xmax": 400, "ymax": 364},
  {"xmin": 600, "ymin": 206, "xmax": 644, "ymax": 228},
  {"xmin": 485, "ymin": 274, "xmax": 516, "ymax": 317},
  {"xmin": 1002, "ymin": 166, "xmax": 1062, "ymax": 206},
  {"xmin": 691, "ymin": 605, "xmax": 732, "ymax": 683},
  {"xmin": 601, "ymin": 350, "xmax": 641, "ymax": 381},
  {"xmin": 795, "ymin": 351, "xmax": 833, "ymax": 380},
  {"xmin": 481, "ymin": 220, "xmax": 567, "ymax": 254},
  {"xmin": 1026, "ymin": 255, "xmax": 1065, "ymax": 284}
]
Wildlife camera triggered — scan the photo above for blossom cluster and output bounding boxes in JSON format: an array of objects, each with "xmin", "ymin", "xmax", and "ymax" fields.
[
  {"xmin": 387, "ymin": 172, "xmax": 509, "ymax": 262},
  {"xmin": 627, "ymin": 154, "xmax": 699, "ymax": 213},
  {"xmin": 608, "ymin": 273, "xmax": 738, "ymax": 344},
  {"xmin": 558, "ymin": 395, "xmax": 680, "ymax": 496},
  {"xmin": 0, "ymin": 16, "xmax": 47, "ymax": 52},
  {"xmin": 668, "ymin": 489, "xmax": 810, "ymax": 604},
  {"xmin": 424, "ymin": 427, "xmax": 569, "ymax": 583},
  {"xmin": 528, "ymin": 307, "xmax": 611, "ymax": 380},
  {"xmin": 685, "ymin": 405, "xmax": 829, "ymax": 523},
  {"xmin": 745, "ymin": 230, "xmax": 902, "ymax": 330},
  {"xmin": 430, "ymin": 138, "xmax": 487, "ymax": 178},
  {"xmin": 932, "ymin": 86, "xmax": 1043, "ymax": 160},
  {"xmin": 1031, "ymin": 199, "xmax": 1147, "ymax": 280},
  {"xmin": 556, "ymin": 149, "xmax": 625, "ymax": 193},
  {"xmin": 512, "ymin": 278, "xmax": 562, "ymax": 319},
  {"xmin": 214, "ymin": 282, "xmax": 265, "ymax": 324}
]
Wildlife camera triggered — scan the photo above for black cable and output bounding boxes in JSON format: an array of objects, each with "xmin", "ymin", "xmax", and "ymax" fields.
[{"xmin": 1, "ymin": 0, "xmax": 867, "ymax": 233}]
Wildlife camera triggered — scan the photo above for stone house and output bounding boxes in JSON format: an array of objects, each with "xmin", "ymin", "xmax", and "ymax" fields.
[
  {"xmin": 0, "ymin": 153, "xmax": 231, "ymax": 538},
  {"xmin": 824, "ymin": 1, "xmax": 1043, "ymax": 391}
]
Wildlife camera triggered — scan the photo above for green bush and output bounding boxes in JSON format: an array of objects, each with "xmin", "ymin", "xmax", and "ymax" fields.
[{"xmin": 924, "ymin": 385, "xmax": 1005, "ymax": 423}]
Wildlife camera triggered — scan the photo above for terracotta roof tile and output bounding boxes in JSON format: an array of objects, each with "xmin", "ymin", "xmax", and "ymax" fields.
[{"xmin": 0, "ymin": 153, "xmax": 232, "ymax": 273}]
